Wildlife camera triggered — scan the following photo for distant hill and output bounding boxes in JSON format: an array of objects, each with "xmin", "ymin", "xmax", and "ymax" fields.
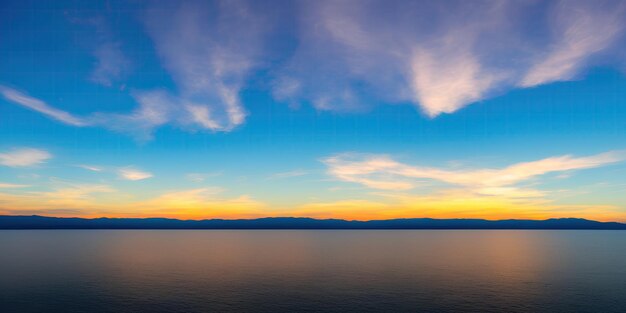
[{"xmin": 0, "ymin": 215, "xmax": 625, "ymax": 229}]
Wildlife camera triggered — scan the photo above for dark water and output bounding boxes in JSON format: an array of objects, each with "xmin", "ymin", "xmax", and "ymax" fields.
[{"xmin": 1, "ymin": 231, "xmax": 625, "ymax": 312}]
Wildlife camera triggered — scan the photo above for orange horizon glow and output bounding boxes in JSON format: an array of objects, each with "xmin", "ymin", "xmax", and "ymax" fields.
[{"xmin": 4, "ymin": 208, "xmax": 625, "ymax": 223}]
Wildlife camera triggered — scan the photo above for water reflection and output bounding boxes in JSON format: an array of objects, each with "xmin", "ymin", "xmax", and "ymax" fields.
[{"xmin": 1, "ymin": 230, "xmax": 625, "ymax": 312}]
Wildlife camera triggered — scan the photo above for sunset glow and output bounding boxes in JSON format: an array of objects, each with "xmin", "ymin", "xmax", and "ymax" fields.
[{"xmin": 2, "ymin": 0, "xmax": 626, "ymax": 222}]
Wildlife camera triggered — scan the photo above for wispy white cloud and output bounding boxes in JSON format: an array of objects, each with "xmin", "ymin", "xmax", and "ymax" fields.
[
  {"xmin": 1, "ymin": 2, "xmax": 264, "ymax": 138},
  {"xmin": 66, "ymin": 14, "xmax": 131, "ymax": 87},
  {"xmin": 0, "ymin": 148, "xmax": 52, "ymax": 167},
  {"xmin": 4, "ymin": 0, "xmax": 626, "ymax": 138},
  {"xmin": 89, "ymin": 90, "xmax": 173, "ymax": 141},
  {"xmin": 0, "ymin": 86, "xmax": 168, "ymax": 141},
  {"xmin": 1, "ymin": 86, "xmax": 182, "ymax": 141},
  {"xmin": 78, "ymin": 164, "xmax": 157, "ymax": 181},
  {"xmin": 117, "ymin": 167, "xmax": 153, "ymax": 181},
  {"xmin": 0, "ymin": 86, "xmax": 87, "ymax": 126},
  {"xmin": 410, "ymin": 39, "xmax": 496, "ymax": 117},
  {"xmin": 142, "ymin": 0, "xmax": 274, "ymax": 132},
  {"xmin": 0, "ymin": 182, "xmax": 116, "ymax": 214},
  {"xmin": 272, "ymin": 0, "xmax": 504, "ymax": 116},
  {"xmin": 90, "ymin": 41, "xmax": 130, "ymax": 87},
  {"xmin": 273, "ymin": 0, "xmax": 626, "ymax": 117},
  {"xmin": 323, "ymin": 151, "xmax": 625, "ymax": 197},
  {"xmin": 0, "ymin": 85, "xmax": 247, "ymax": 142},
  {"xmin": 521, "ymin": 1, "xmax": 626, "ymax": 87},
  {"xmin": 77, "ymin": 165, "xmax": 103, "ymax": 172},
  {"xmin": 37, "ymin": 183, "xmax": 115, "ymax": 203},
  {"xmin": 0, "ymin": 185, "xmax": 266, "ymax": 219}
]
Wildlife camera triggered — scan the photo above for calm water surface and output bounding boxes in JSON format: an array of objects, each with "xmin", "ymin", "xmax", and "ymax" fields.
[{"xmin": 1, "ymin": 230, "xmax": 625, "ymax": 312}]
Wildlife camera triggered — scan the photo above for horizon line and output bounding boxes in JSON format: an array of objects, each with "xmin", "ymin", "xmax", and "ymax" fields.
[
  {"xmin": 2, "ymin": 215, "xmax": 625, "ymax": 230},
  {"xmin": 2, "ymin": 214, "xmax": 626, "ymax": 223}
]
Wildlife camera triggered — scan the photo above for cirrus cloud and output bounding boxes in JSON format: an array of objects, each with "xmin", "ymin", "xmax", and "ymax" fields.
[
  {"xmin": 141, "ymin": 0, "xmax": 276, "ymax": 132},
  {"xmin": 0, "ymin": 86, "xmax": 87, "ymax": 126},
  {"xmin": 323, "ymin": 151, "xmax": 625, "ymax": 196},
  {"xmin": 3, "ymin": 0, "xmax": 626, "ymax": 139},
  {"xmin": 77, "ymin": 165, "xmax": 103, "ymax": 172},
  {"xmin": 0, "ymin": 148, "xmax": 52, "ymax": 167},
  {"xmin": 118, "ymin": 167, "xmax": 153, "ymax": 181},
  {"xmin": 274, "ymin": 0, "xmax": 626, "ymax": 117}
]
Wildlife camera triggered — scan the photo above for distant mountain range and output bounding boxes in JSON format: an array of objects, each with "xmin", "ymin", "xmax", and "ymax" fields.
[{"xmin": 1, "ymin": 215, "xmax": 625, "ymax": 229}]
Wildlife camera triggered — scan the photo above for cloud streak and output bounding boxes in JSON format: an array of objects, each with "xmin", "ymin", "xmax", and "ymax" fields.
[
  {"xmin": 0, "ymin": 86, "xmax": 87, "ymax": 126},
  {"xmin": 3, "ymin": 0, "xmax": 626, "ymax": 138},
  {"xmin": 273, "ymin": 0, "xmax": 626, "ymax": 117},
  {"xmin": 90, "ymin": 41, "xmax": 130, "ymax": 87},
  {"xmin": 0, "ymin": 86, "xmax": 169, "ymax": 141},
  {"xmin": 0, "ymin": 186, "xmax": 265, "ymax": 220},
  {"xmin": 77, "ymin": 165, "xmax": 103, "ymax": 172},
  {"xmin": 86, "ymin": 17, "xmax": 131, "ymax": 87},
  {"xmin": 37, "ymin": 184, "xmax": 115, "ymax": 204},
  {"xmin": 142, "ymin": 0, "xmax": 275, "ymax": 131},
  {"xmin": 521, "ymin": 1, "xmax": 626, "ymax": 87},
  {"xmin": 0, "ymin": 182, "xmax": 116, "ymax": 215},
  {"xmin": 66, "ymin": 13, "xmax": 131, "ymax": 87},
  {"xmin": 1, "ymin": 86, "xmax": 220, "ymax": 141},
  {"xmin": 323, "ymin": 151, "xmax": 625, "ymax": 196},
  {"xmin": 0, "ymin": 148, "xmax": 52, "ymax": 167},
  {"xmin": 118, "ymin": 167, "xmax": 153, "ymax": 181}
]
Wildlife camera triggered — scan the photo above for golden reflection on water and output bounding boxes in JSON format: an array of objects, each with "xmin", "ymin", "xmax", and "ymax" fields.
[
  {"xmin": 2, "ymin": 230, "xmax": 625, "ymax": 312},
  {"xmin": 96, "ymin": 231, "xmax": 549, "ymax": 289}
]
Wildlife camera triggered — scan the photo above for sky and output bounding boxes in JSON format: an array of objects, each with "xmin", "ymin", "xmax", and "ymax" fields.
[{"xmin": 1, "ymin": 0, "xmax": 626, "ymax": 221}]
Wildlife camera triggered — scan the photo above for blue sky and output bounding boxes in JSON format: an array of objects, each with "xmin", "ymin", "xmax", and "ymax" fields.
[{"xmin": 1, "ymin": 0, "xmax": 626, "ymax": 220}]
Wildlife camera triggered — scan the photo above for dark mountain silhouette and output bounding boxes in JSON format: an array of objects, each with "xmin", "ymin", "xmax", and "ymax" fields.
[{"xmin": 0, "ymin": 215, "xmax": 625, "ymax": 229}]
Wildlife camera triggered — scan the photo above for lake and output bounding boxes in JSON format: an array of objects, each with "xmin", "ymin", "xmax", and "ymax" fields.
[{"xmin": 1, "ymin": 230, "xmax": 625, "ymax": 312}]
